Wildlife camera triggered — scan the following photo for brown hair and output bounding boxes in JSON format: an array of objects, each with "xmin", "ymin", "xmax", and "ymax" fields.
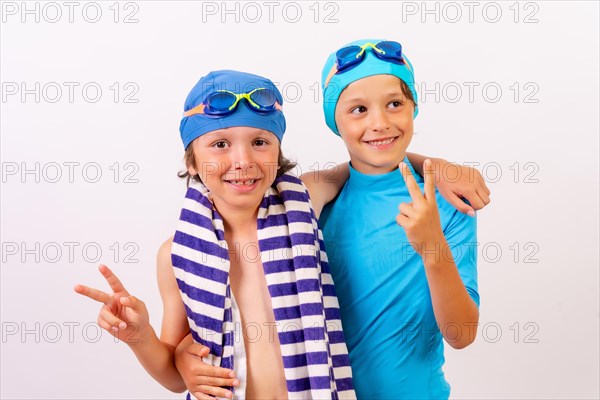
[
  {"xmin": 398, "ymin": 78, "xmax": 416, "ymax": 108},
  {"xmin": 177, "ymin": 145, "xmax": 297, "ymax": 187}
]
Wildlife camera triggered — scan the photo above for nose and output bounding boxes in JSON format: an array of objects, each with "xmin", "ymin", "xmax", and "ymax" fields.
[
  {"xmin": 230, "ymin": 143, "xmax": 254, "ymax": 170},
  {"xmin": 369, "ymin": 107, "xmax": 390, "ymax": 132}
]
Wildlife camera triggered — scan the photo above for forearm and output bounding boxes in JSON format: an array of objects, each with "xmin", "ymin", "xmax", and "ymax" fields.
[
  {"xmin": 128, "ymin": 326, "xmax": 186, "ymax": 392},
  {"xmin": 406, "ymin": 152, "xmax": 438, "ymax": 177},
  {"xmin": 422, "ymin": 238, "xmax": 479, "ymax": 349}
]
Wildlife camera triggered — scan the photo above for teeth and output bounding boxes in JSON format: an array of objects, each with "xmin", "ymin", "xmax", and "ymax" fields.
[
  {"xmin": 229, "ymin": 179, "xmax": 256, "ymax": 185},
  {"xmin": 368, "ymin": 138, "xmax": 395, "ymax": 146}
]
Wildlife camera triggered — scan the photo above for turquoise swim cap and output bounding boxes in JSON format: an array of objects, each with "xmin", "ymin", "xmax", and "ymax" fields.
[
  {"xmin": 179, "ymin": 70, "xmax": 286, "ymax": 149},
  {"xmin": 321, "ymin": 39, "xmax": 419, "ymax": 136}
]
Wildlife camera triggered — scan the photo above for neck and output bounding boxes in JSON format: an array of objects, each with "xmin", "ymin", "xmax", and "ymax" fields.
[
  {"xmin": 212, "ymin": 198, "xmax": 259, "ymax": 235},
  {"xmin": 347, "ymin": 155, "xmax": 413, "ymax": 192},
  {"xmin": 348, "ymin": 153, "xmax": 406, "ymax": 175}
]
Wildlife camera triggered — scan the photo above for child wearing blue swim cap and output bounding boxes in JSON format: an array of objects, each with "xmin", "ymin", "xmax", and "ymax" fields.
[
  {"xmin": 317, "ymin": 39, "xmax": 484, "ymax": 399},
  {"xmin": 75, "ymin": 70, "xmax": 357, "ymax": 400}
]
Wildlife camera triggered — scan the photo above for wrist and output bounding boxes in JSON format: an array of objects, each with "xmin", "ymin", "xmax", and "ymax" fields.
[
  {"xmin": 127, "ymin": 324, "xmax": 155, "ymax": 349},
  {"xmin": 420, "ymin": 235, "xmax": 450, "ymax": 266}
]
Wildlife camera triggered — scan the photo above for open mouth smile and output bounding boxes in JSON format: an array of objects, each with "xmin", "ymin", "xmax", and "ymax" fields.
[
  {"xmin": 223, "ymin": 178, "xmax": 262, "ymax": 192},
  {"xmin": 364, "ymin": 136, "xmax": 399, "ymax": 148},
  {"xmin": 225, "ymin": 179, "xmax": 258, "ymax": 185}
]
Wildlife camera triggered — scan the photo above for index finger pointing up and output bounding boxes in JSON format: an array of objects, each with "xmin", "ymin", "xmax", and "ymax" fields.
[
  {"xmin": 399, "ymin": 162, "xmax": 425, "ymax": 204},
  {"xmin": 98, "ymin": 264, "xmax": 128, "ymax": 295},
  {"xmin": 423, "ymin": 159, "xmax": 437, "ymax": 203}
]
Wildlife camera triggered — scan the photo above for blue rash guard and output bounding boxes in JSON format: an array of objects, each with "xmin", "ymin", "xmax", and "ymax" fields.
[{"xmin": 319, "ymin": 157, "xmax": 479, "ymax": 399}]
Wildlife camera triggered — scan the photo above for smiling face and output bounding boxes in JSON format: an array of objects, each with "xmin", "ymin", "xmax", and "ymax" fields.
[
  {"xmin": 334, "ymin": 74, "xmax": 415, "ymax": 174},
  {"xmin": 186, "ymin": 126, "xmax": 280, "ymax": 215}
]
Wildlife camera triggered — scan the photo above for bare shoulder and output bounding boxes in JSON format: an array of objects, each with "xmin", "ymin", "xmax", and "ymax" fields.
[
  {"xmin": 157, "ymin": 236, "xmax": 174, "ymax": 271},
  {"xmin": 300, "ymin": 164, "xmax": 349, "ymax": 219},
  {"xmin": 300, "ymin": 173, "xmax": 324, "ymax": 218},
  {"xmin": 299, "ymin": 172, "xmax": 318, "ymax": 199}
]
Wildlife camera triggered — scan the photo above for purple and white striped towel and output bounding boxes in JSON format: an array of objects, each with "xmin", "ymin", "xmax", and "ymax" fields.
[{"xmin": 171, "ymin": 171, "xmax": 355, "ymax": 399}]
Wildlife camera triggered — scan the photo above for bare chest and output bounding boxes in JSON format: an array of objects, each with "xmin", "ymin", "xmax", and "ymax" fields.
[{"xmin": 227, "ymin": 238, "xmax": 287, "ymax": 399}]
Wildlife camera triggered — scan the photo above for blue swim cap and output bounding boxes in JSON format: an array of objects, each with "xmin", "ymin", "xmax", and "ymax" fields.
[
  {"xmin": 321, "ymin": 39, "xmax": 419, "ymax": 136},
  {"xmin": 179, "ymin": 70, "xmax": 286, "ymax": 149}
]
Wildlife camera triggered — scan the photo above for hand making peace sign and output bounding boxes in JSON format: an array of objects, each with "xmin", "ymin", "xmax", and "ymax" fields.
[
  {"xmin": 74, "ymin": 264, "xmax": 150, "ymax": 344},
  {"xmin": 397, "ymin": 159, "xmax": 448, "ymax": 258}
]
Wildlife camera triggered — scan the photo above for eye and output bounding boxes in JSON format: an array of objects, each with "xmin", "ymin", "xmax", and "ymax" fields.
[
  {"xmin": 254, "ymin": 139, "xmax": 268, "ymax": 146},
  {"xmin": 350, "ymin": 105, "xmax": 367, "ymax": 114},
  {"xmin": 212, "ymin": 140, "xmax": 229, "ymax": 149},
  {"xmin": 388, "ymin": 100, "xmax": 404, "ymax": 109}
]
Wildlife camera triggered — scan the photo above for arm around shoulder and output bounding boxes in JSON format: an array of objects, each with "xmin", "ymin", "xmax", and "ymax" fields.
[{"xmin": 300, "ymin": 162, "xmax": 349, "ymax": 218}]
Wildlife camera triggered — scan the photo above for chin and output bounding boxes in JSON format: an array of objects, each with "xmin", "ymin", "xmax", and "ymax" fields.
[{"xmin": 365, "ymin": 155, "xmax": 404, "ymax": 171}]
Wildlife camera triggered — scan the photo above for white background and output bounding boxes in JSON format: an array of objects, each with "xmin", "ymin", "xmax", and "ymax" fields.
[{"xmin": 1, "ymin": 1, "xmax": 598, "ymax": 399}]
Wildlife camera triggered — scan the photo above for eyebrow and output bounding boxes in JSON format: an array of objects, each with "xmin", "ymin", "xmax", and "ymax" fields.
[
  {"xmin": 339, "ymin": 96, "xmax": 365, "ymax": 104},
  {"xmin": 386, "ymin": 91, "xmax": 405, "ymax": 97},
  {"xmin": 340, "ymin": 91, "xmax": 406, "ymax": 104},
  {"xmin": 203, "ymin": 130, "xmax": 274, "ymax": 141},
  {"xmin": 203, "ymin": 130, "xmax": 229, "ymax": 138}
]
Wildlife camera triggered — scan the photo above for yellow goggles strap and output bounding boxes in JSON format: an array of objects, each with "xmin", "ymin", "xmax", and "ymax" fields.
[
  {"xmin": 220, "ymin": 87, "xmax": 265, "ymax": 111},
  {"xmin": 356, "ymin": 42, "xmax": 385, "ymax": 58}
]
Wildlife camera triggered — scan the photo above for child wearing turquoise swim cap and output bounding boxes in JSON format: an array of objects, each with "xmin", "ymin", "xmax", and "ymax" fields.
[{"xmin": 317, "ymin": 39, "xmax": 483, "ymax": 399}]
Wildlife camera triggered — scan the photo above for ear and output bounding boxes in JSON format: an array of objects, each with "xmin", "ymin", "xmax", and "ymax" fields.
[
  {"xmin": 185, "ymin": 142, "xmax": 199, "ymax": 176},
  {"xmin": 187, "ymin": 164, "xmax": 198, "ymax": 176}
]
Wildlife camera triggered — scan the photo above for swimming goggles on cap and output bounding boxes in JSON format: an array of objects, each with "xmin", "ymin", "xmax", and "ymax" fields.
[
  {"xmin": 183, "ymin": 87, "xmax": 282, "ymax": 117},
  {"xmin": 324, "ymin": 41, "xmax": 411, "ymax": 88}
]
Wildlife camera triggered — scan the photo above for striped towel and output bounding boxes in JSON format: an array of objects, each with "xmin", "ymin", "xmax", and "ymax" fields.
[{"xmin": 171, "ymin": 172, "xmax": 355, "ymax": 399}]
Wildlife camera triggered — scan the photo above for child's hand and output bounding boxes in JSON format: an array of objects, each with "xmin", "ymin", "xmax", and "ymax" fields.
[
  {"xmin": 74, "ymin": 264, "xmax": 150, "ymax": 345},
  {"xmin": 432, "ymin": 158, "xmax": 490, "ymax": 216},
  {"xmin": 174, "ymin": 334, "xmax": 239, "ymax": 399},
  {"xmin": 397, "ymin": 160, "xmax": 446, "ymax": 260}
]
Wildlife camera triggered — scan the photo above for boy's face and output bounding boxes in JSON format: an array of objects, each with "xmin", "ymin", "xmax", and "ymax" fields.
[
  {"xmin": 334, "ymin": 74, "xmax": 415, "ymax": 174},
  {"xmin": 187, "ymin": 126, "xmax": 280, "ymax": 214}
]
